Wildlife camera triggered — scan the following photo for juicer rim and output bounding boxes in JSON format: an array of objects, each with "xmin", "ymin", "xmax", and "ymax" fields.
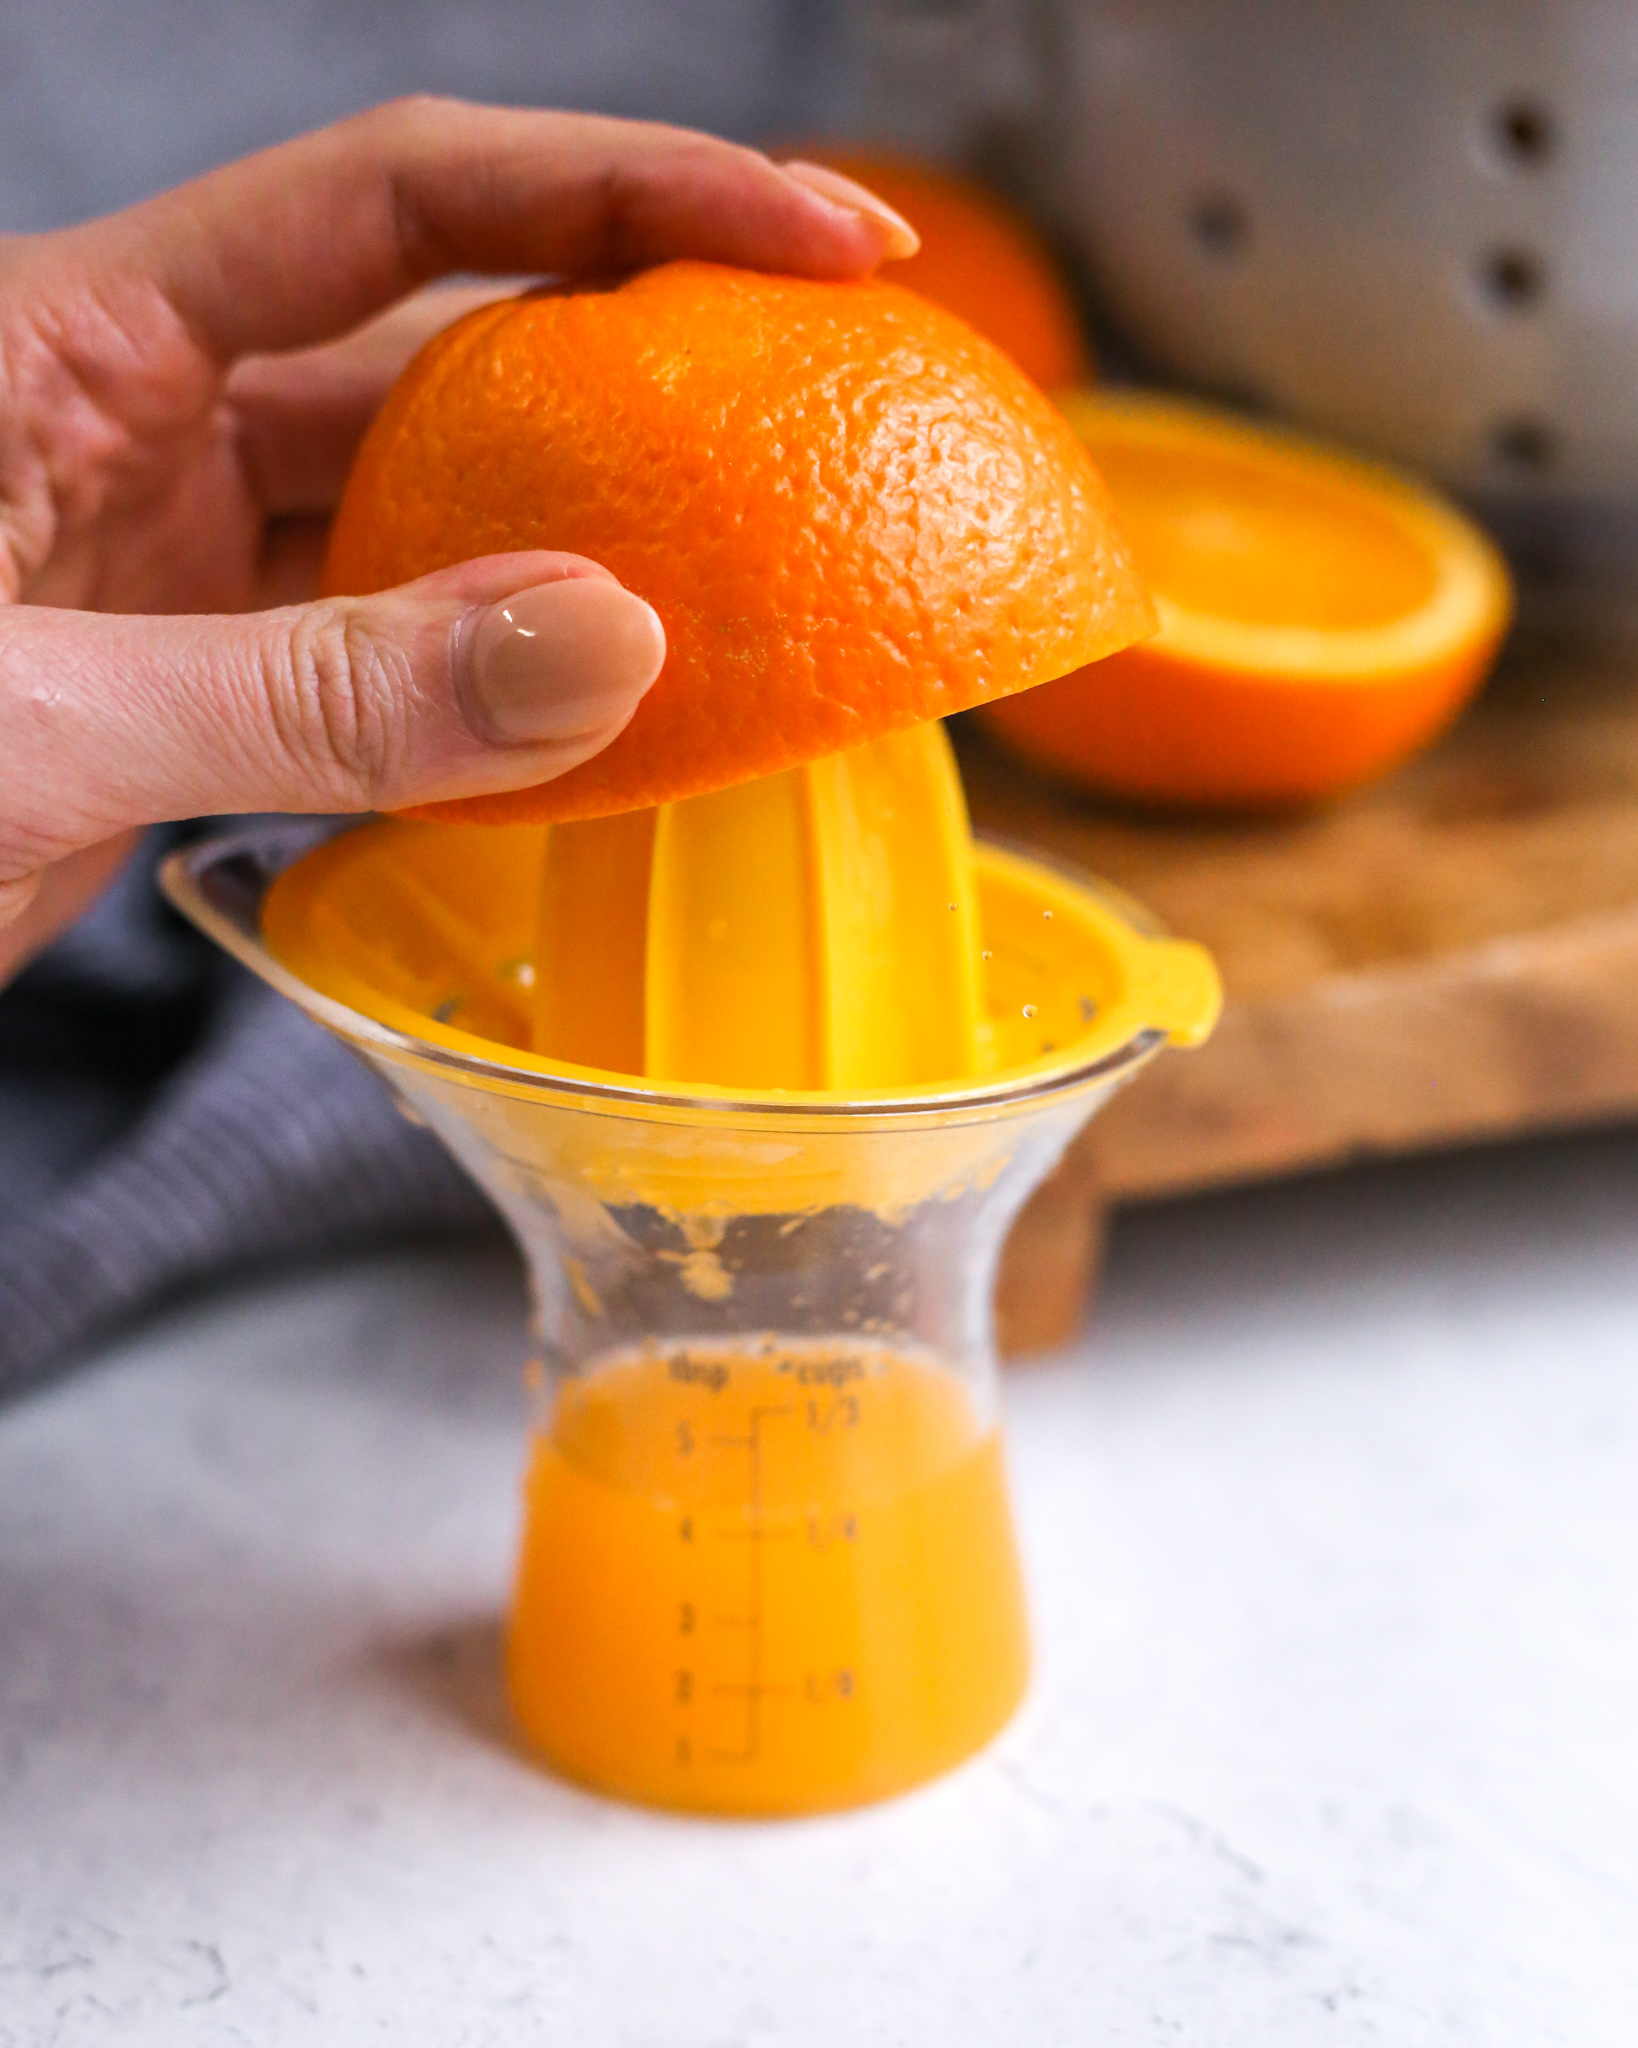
[{"xmin": 159, "ymin": 818, "xmax": 1169, "ymax": 1122}]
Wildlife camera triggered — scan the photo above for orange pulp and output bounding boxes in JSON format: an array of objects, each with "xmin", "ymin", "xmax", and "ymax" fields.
[
  {"xmin": 980, "ymin": 391, "xmax": 1513, "ymax": 806},
  {"xmin": 508, "ymin": 1345, "xmax": 1030, "ymax": 1815}
]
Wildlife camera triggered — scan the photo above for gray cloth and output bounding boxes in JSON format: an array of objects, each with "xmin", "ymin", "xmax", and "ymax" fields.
[{"xmin": 0, "ymin": 830, "xmax": 497, "ymax": 1400}]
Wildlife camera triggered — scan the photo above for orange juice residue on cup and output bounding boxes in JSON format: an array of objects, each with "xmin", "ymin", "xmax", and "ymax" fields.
[{"xmin": 507, "ymin": 1345, "xmax": 1030, "ymax": 1815}]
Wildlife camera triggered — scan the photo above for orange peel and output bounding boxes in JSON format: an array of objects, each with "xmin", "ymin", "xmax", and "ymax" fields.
[{"xmin": 323, "ymin": 261, "xmax": 1150, "ymax": 824}]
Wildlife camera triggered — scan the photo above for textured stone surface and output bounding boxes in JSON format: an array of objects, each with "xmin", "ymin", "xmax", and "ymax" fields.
[{"xmin": 3, "ymin": 1131, "xmax": 1637, "ymax": 2044}]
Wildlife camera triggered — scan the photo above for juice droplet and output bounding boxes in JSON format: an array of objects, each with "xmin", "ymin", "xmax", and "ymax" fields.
[
  {"xmin": 981, "ymin": 949, "xmax": 993, "ymax": 961},
  {"xmin": 1042, "ymin": 909, "xmax": 1053, "ymax": 921},
  {"xmin": 1022, "ymin": 1003, "xmax": 1037, "ymax": 1019}
]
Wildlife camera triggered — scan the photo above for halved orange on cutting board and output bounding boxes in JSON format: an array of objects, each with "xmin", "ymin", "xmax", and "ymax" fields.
[{"xmin": 980, "ymin": 392, "xmax": 1514, "ymax": 808}]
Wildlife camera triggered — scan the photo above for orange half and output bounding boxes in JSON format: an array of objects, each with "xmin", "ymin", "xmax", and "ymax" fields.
[
  {"xmin": 324, "ymin": 263, "xmax": 1147, "ymax": 824},
  {"xmin": 980, "ymin": 393, "xmax": 1514, "ymax": 808}
]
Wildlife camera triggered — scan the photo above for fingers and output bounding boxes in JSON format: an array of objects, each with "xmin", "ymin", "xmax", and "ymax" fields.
[
  {"xmin": 0, "ymin": 872, "xmax": 39, "ymax": 935},
  {"xmin": 252, "ymin": 517, "xmax": 331, "ymax": 609},
  {"xmin": 781, "ymin": 163, "xmax": 919, "ymax": 258},
  {"xmin": 0, "ymin": 832, "xmax": 141, "ymax": 992},
  {"xmin": 69, "ymin": 99, "xmax": 908, "ymax": 364},
  {"xmin": 223, "ymin": 164, "xmax": 919, "ymax": 523},
  {"xmin": 229, "ymin": 282, "xmax": 518, "ymax": 519},
  {"xmin": 0, "ymin": 556, "xmax": 665, "ymax": 878}
]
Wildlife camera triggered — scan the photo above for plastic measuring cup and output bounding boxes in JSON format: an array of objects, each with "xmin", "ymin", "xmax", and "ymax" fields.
[{"xmin": 163, "ymin": 804, "xmax": 1216, "ymax": 1815}]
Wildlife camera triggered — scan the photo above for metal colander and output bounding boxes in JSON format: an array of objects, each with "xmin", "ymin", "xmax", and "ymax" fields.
[{"xmin": 848, "ymin": 0, "xmax": 1638, "ymax": 568}]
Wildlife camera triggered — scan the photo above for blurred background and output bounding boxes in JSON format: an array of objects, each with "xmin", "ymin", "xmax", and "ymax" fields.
[
  {"xmin": 7, "ymin": 0, "xmax": 1638, "ymax": 1387},
  {"xmin": 6, "ymin": 0, "xmax": 1632, "ymax": 576},
  {"xmin": 0, "ymin": 0, "xmax": 856, "ymax": 228},
  {"xmin": 4, "ymin": 15, "xmax": 1638, "ymax": 2035}
]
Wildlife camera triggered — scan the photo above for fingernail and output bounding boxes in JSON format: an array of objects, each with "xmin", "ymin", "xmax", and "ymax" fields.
[
  {"xmin": 783, "ymin": 161, "xmax": 921, "ymax": 261},
  {"xmin": 465, "ymin": 578, "xmax": 666, "ymax": 744}
]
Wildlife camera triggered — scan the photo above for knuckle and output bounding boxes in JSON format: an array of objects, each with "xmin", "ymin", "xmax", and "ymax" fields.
[
  {"xmin": 272, "ymin": 606, "xmax": 412, "ymax": 807},
  {"xmin": 380, "ymin": 91, "xmax": 457, "ymax": 134},
  {"xmin": 355, "ymin": 93, "xmax": 453, "ymax": 156},
  {"xmin": 355, "ymin": 96, "xmax": 467, "ymax": 278}
]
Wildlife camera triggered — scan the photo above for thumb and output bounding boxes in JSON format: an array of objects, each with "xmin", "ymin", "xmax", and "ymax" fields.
[{"xmin": 0, "ymin": 555, "xmax": 665, "ymax": 876}]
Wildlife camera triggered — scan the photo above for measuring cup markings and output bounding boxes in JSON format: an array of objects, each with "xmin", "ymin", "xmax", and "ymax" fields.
[
  {"xmin": 705, "ymin": 1401, "xmax": 795, "ymax": 1766},
  {"xmin": 510, "ymin": 1342, "xmax": 1027, "ymax": 1810},
  {"xmin": 672, "ymin": 1396, "xmax": 864, "ymax": 1768}
]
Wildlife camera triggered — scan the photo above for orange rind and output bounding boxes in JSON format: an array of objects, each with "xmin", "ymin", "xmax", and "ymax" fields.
[
  {"xmin": 793, "ymin": 148, "xmax": 1091, "ymax": 391},
  {"xmin": 323, "ymin": 261, "xmax": 1149, "ymax": 824}
]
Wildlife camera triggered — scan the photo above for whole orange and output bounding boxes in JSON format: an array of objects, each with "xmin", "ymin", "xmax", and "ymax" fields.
[
  {"xmin": 323, "ymin": 261, "xmax": 1150, "ymax": 825},
  {"xmin": 801, "ymin": 149, "xmax": 1091, "ymax": 392}
]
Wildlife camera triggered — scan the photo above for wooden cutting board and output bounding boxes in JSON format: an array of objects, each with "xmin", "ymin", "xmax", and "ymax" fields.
[{"xmin": 985, "ymin": 617, "xmax": 1638, "ymax": 1351}]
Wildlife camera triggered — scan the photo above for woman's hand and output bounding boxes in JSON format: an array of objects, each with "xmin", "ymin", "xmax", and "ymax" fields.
[{"xmin": 0, "ymin": 98, "xmax": 916, "ymax": 983}]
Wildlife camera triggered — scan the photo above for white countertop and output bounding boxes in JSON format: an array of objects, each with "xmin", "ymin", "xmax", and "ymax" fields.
[{"xmin": 3, "ymin": 1131, "xmax": 1637, "ymax": 2046}]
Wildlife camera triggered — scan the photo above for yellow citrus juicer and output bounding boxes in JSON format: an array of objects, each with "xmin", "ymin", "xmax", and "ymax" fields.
[{"xmin": 162, "ymin": 719, "xmax": 1219, "ymax": 1817}]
